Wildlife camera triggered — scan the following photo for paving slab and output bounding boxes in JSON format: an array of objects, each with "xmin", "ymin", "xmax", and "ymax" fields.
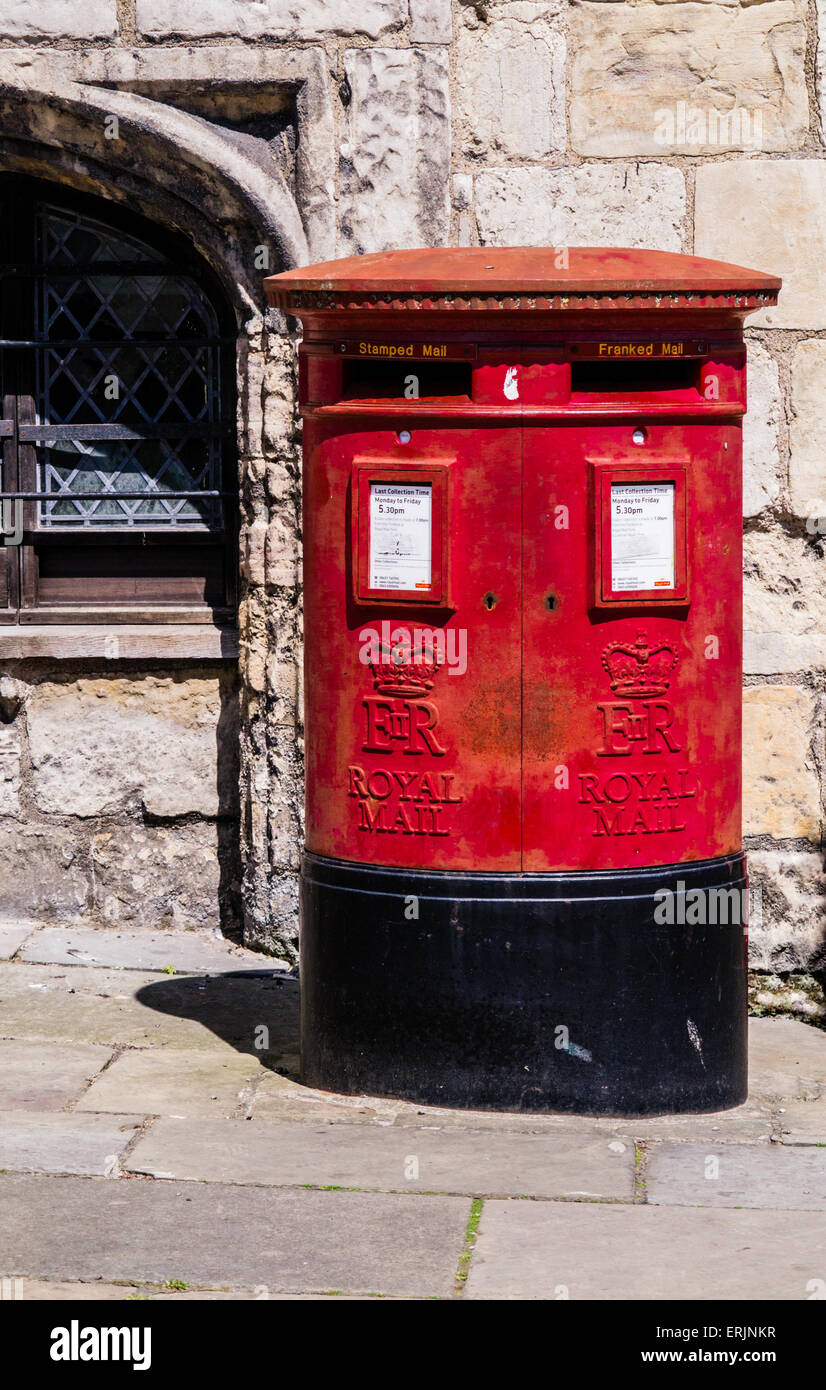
[
  {"xmin": 250, "ymin": 1074, "xmax": 642, "ymax": 1130},
  {"xmin": 645, "ymin": 1142, "xmax": 826, "ymax": 1209},
  {"xmin": 610, "ymin": 1104, "xmax": 775, "ymax": 1145},
  {"xmin": 0, "ymin": 924, "xmax": 39, "ymax": 960},
  {"xmin": 20, "ymin": 927, "xmax": 277, "ymax": 975},
  {"xmin": 0, "ymin": 964, "xmax": 298, "ymax": 1058},
  {"xmin": 0, "ymin": 1112, "xmax": 143, "ymax": 1176},
  {"xmin": 250, "ymin": 1075, "xmax": 390, "ymax": 1126},
  {"xmin": 77, "ymin": 1049, "xmax": 262, "ymax": 1118},
  {"xmin": 0, "ymin": 1039, "xmax": 114, "ymax": 1110},
  {"xmin": 147, "ymin": 1289, "xmax": 385, "ymax": 1300},
  {"xmin": 126, "ymin": 1115, "xmax": 635, "ymax": 1198},
  {"xmin": 2, "ymin": 1279, "xmax": 258, "ymax": 1301},
  {"xmin": 776, "ymin": 1101, "xmax": 826, "ymax": 1146},
  {"xmin": 251, "ymin": 1075, "xmax": 773, "ymax": 1142},
  {"xmin": 0, "ymin": 1174, "xmax": 469, "ymax": 1298},
  {"xmin": 0, "ymin": 1276, "xmax": 382, "ymax": 1301},
  {"xmin": 465, "ymin": 1201, "xmax": 826, "ymax": 1300},
  {"xmin": 748, "ymin": 1017, "xmax": 826, "ymax": 1100},
  {"xmin": 11, "ymin": 1279, "xmax": 407, "ymax": 1301},
  {"xmin": 6, "ymin": 1280, "xmax": 140, "ymax": 1301},
  {"xmin": 249, "ymin": 1075, "xmax": 631, "ymax": 1130}
]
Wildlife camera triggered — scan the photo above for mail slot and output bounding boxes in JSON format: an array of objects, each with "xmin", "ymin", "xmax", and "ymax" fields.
[
  {"xmin": 569, "ymin": 358, "xmax": 700, "ymax": 396},
  {"xmin": 265, "ymin": 247, "xmax": 781, "ymax": 1115},
  {"xmin": 341, "ymin": 359, "xmax": 473, "ymax": 401}
]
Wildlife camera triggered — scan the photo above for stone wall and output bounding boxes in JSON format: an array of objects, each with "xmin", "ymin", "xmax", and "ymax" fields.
[
  {"xmin": 0, "ymin": 665, "xmax": 241, "ymax": 932},
  {"xmin": 0, "ymin": 0, "xmax": 825, "ymax": 1016}
]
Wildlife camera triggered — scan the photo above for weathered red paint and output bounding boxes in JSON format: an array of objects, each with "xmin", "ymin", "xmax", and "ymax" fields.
[{"xmin": 266, "ymin": 248, "xmax": 780, "ymax": 876}]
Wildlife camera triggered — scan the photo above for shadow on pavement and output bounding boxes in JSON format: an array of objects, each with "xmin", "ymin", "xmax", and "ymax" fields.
[{"xmin": 135, "ymin": 970, "xmax": 300, "ymax": 1078}]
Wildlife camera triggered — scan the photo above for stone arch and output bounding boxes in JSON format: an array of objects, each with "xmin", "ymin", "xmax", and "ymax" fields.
[{"xmin": 0, "ymin": 75, "xmax": 309, "ymax": 315}]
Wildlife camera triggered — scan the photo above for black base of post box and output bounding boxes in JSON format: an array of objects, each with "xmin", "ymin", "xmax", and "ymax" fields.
[{"xmin": 299, "ymin": 850, "xmax": 748, "ymax": 1116}]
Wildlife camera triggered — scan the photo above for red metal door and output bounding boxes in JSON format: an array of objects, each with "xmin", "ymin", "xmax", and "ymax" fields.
[
  {"xmin": 521, "ymin": 411, "xmax": 743, "ymax": 872},
  {"xmin": 302, "ymin": 419, "xmax": 523, "ymax": 871}
]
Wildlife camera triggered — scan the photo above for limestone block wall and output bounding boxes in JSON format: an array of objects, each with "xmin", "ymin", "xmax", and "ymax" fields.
[
  {"xmin": 0, "ymin": 0, "xmax": 824, "ymax": 1016},
  {"xmin": 0, "ymin": 665, "xmax": 241, "ymax": 932}
]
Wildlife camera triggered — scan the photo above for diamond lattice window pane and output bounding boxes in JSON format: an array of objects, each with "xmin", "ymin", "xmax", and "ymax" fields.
[
  {"xmin": 34, "ymin": 204, "xmax": 225, "ymax": 530},
  {"xmin": 42, "ymin": 207, "xmax": 166, "ymax": 267},
  {"xmin": 38, "ymin": 438, "xmax": 220, "ymax": 528}
]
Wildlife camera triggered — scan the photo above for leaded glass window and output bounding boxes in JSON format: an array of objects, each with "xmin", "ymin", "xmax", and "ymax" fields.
[
  {"xmin": 35, "ymin": 203, "xmax": 222, "ymax": 529},
  {"xmin": 0, "ymin": 178, "xmax": 236, "ymax": 623}
]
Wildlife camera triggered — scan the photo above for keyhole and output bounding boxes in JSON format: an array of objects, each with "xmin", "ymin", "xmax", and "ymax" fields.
[
  {"xmin": 544, "ymin": 593, "xmax": 558, "ymax": 611},
  {"xmin": 483, "ymin": 591, "xmax": 498, "ymax": 611}
]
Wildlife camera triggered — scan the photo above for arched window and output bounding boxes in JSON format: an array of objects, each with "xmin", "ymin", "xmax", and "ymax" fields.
[{"xmin": 0, "ymin": 178, "xmax": 236, "ymax": 624}]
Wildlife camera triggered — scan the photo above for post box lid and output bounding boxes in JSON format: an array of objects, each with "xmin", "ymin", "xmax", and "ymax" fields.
[{"xmin": 265, "ymin": 246, "xmax": 780, "ymax": 312}]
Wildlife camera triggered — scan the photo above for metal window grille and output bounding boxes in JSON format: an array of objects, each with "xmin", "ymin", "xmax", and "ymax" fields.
[{"xmin": 32, "ymin": 204, "xmax": 225, "ymax": 530}]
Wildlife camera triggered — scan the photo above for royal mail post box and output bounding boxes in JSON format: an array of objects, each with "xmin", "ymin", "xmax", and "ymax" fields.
[{"xmin": 265, "ymin": 248, "xmax": 780, "ymax": 1115}]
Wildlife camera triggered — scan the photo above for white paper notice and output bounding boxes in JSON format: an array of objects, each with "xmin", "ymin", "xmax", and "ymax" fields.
[
  {"xmin": 369, "ymin": 482, "xmax": 432, "ymax": 591},
  {"xmin": 610, "ymin": 482, "xmax": 675, "ymax": 592}
]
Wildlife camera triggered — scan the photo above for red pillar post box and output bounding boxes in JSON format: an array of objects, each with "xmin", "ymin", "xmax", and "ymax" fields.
[{"xmin": 265, "ymin": 248, "xmax": 780, "ymax": 1115}]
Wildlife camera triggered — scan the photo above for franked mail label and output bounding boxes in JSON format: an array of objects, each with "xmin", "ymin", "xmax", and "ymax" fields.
[
  {"xmin": 611, "ymin": 482, "xmax": 675, "ymax": 592},
  {"xmin": 369, "ymin": 482, "xmax": 432, "ymax": 591}
]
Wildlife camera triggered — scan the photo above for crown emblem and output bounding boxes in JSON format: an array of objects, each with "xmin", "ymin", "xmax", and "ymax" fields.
[
  {"xmin": 369, "ymin": 642, "xmax": 442, "ymax": 697},
  {"xmin": 601, "ymin": 632, "xmax": 678, "ymax": 698}
]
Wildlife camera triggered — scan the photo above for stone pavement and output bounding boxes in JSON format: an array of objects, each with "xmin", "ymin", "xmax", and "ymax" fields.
[{"xmin": 1, "ymin": 922, "xmax": 825, "ymax": 1301}]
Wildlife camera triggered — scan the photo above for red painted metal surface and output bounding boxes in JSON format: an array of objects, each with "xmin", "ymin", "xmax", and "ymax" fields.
[
  {"xmin": 267, "ymin": 245, "xmax": 780, "ymax": 300},
  {"xmin": 265, "ymin": 249, "xmax": 779, "ymax": 875}
]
